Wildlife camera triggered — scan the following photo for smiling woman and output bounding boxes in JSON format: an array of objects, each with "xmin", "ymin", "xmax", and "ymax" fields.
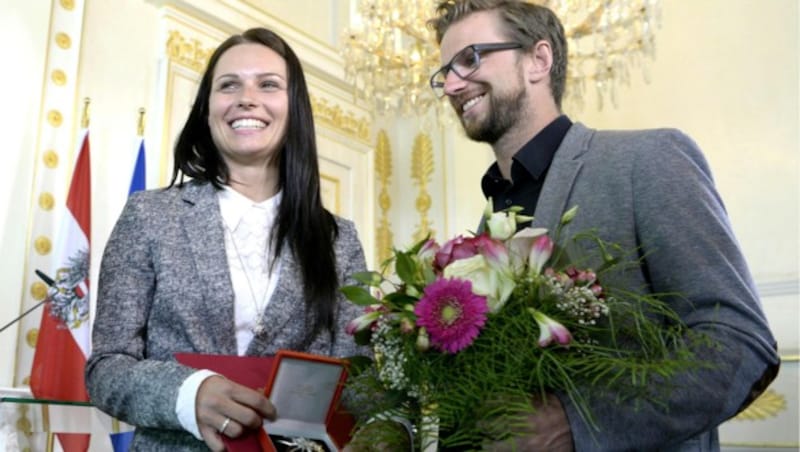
[
  {"xmin": 207, "ymin": 42, "xmax": 289, "ymax": 191},
  {"xmin": 84, "ymin": 27, "xmax": 370, "ymax": 452}
]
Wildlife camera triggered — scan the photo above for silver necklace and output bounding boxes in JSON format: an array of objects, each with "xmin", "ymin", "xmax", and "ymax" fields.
[{"xmin": 225, "ymin": 226, "xmax": 271, "ymax": 335}]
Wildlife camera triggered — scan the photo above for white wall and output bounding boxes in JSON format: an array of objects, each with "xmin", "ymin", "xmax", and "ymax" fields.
[
  {"xmin": 78, "ymin": 0, "xmax": 161, "ymax": 279},
  {"xmin": 570, "ymin": 0, "xmax": 799, "ymax": 355},
  {"xmin": 0, "ymin": 0, "xmax": 52, "ymax": 388}
]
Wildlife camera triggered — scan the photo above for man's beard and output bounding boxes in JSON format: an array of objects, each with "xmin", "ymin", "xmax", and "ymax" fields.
[{"xmin": 460, "ymin": 81, "xmax": 526, "ymax": 145}]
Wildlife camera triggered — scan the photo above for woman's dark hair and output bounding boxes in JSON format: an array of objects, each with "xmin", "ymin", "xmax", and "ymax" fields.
[{"xmin": 169, "ymin": 27, "xmax": 339, "ymax": 336}]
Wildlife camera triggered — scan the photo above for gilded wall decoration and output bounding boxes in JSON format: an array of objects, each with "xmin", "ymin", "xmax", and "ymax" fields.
[
  {"xmin": 46, "ymin": 110, "xmax": 62, "ymax": 127},
  {"xmin": 165, "ymin": 30, "xmax": 213, "ymax": 73},
  {"xmin": 54, "ymin": 32, "xmax": 71, "ymax": 49},
  {"xmin": 25, "ymin": 330, "xmax": 37, "ymax": 349},
  {"xmin": 34, "ymin": 237, "xmax": 51, "ymax": 255},
  {"xmin": 43, "ymin": 151, "xmax": 58, "ymax": 168},
  {"xmin": 733, "ymin": 389, "xmax": 787, "ymax": 421},
  {"xmin": 411, "ymin": 132, "xmax": 434, "ymax": 242},
  {"xmin": 51, "ymin": 69, "xmax": 67, "ymax": 86},
  {"xmin": 30, "ymin": 282, "xmax": 48, "ymax": 301},
  {"xmin": 310, "ymin": 95, "xmax": 370, "ymax": 143},
  {"xmin": 375, "ymin": 130, "xmax": 393, "ymax": 264},
  {"xmin": 38, "ymin": 193, "xmax": 54, "ymax": 210},
  {"xmin": 719, "ymin": 354, "xmax": 798, "ymax": 447}
]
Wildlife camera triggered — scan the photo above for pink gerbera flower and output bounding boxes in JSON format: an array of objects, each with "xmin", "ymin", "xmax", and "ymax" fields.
[{"xmin": 414, "ymin": 278, "xmax": 489, "ymax": 354}]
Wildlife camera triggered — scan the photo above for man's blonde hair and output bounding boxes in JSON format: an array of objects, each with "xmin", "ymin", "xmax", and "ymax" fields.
[{"xmin": 428, "ymin": 0, "xmax": 568, "ymax": 107}]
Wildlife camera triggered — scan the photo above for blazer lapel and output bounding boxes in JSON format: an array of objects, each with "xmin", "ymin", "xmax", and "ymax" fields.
[
  {"xmin": 246, "ymin": 245, "xmax": 305, "ymax": 354},
  {"xmin": 181, "ymin": 182, "xmax": 237, "ymax": 354},
  {"xmin": 532, "ymin": 123, "xmax": 592, "ymax": 232}
]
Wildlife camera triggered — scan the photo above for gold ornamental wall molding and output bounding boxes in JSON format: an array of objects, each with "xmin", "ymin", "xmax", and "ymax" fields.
[
  {"xmin": 732, "ymin": 389, "xmax": 786, "ymax": 421},
  {"xmin": 374, "ymin": 130, "xmax": 393, "ymax": 265},
  {"xmin": 310, "ymin": 95, "xmax": 371, "ymax": 144},
  {"xmin": 411, "ymin": 132, "xmax": 434, "ymax": 242},
  {"xmin": 730, "ymin": 354, "xmax": 797, "ymax": 424},
  {"xmin": 165, "ymin": 29, "xmax": 213, "ymax": 73},
  {"xmin": 720, "ymin": 354, "xmax": 798, "ymax": 449}
]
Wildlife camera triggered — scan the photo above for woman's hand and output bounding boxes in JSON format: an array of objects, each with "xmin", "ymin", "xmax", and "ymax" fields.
[{"xmin": 195, "ymin": 376, "xmax": 277, "ymax": 452}]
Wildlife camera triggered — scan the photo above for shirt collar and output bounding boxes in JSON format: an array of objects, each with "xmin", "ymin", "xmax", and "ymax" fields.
[
  {"xmin": 481, "ymin": 115, "xmax": 572, "ymax": 196},
  {"xmin": 217, "ymin": 186, "xmax": 282, "ymax": 232},
  {"xmin": 513, "ymin": 114, "xmax": 572, "ymax": 179}
]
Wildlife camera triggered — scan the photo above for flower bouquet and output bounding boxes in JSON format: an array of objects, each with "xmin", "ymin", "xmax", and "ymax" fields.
[{"xmin": 342, "ymin": 203, "xmax": 704, "ymax": 449}]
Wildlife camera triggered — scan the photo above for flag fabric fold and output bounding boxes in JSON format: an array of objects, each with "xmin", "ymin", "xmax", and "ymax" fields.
[{"xmin": 30, "ymin": 129, "xmax": 92, "ymax": 452}]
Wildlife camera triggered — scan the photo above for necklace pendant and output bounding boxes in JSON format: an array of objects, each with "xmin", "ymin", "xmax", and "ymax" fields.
[{"xmin": 253, "ymin": 319, "xmax": 267, "ymax": 336}]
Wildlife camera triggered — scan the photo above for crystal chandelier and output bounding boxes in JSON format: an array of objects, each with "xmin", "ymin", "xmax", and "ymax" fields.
[{"xmin": 341, "ymin": 0, "xmax": 661, "ymax": 115}]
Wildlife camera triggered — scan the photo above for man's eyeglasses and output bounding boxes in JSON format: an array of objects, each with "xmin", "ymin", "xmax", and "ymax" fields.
[{"xmin": 429, "ymin": 42, "xmax": 523, "ymax": 98}]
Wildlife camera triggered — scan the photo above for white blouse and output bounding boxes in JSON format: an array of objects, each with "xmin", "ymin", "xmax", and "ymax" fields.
[{"xmin": 218, "ymin": 187, "xmax": 283, "ymax": 355}]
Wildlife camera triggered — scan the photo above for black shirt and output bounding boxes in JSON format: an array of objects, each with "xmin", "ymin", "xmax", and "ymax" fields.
[{"xmin": 480, "ymin": 115, "xmax": 573, "ymax": 227}]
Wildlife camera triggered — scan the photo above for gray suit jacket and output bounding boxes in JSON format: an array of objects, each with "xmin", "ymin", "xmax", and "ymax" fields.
[
  {"xmin": 530, "ymin": 123, "xmax": 779, "ymax": 451},
  {"xmin": 86, "ymin": 181, "xmax": 369, "ymax": 451}
]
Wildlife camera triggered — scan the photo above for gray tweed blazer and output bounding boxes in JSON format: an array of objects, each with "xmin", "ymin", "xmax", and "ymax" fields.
[
  {"xmin": 86, "ymin": 180, "xmax": 369, "ymax": 451},
  {"xmin": 531, "ymin": 123, "xmax": 779, "ymax": 451}
]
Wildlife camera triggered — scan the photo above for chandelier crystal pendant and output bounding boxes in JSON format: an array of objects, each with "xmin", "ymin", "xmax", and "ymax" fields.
[
  {"xmin": 341, "ymin": 1, "xmax": 442, "ymax": 116},
  {"xmin": 552, "ymin": 0, "xmax": 662, "ymax": 110},
  {"xmin": 341, "ymin": 0, "xmax": 661, "ymax": 116}
]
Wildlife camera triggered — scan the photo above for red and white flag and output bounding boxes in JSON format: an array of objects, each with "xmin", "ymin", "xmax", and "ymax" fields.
[{"xmin": 30, "ymin": 129, "xmax": 91, "ymax": 452}]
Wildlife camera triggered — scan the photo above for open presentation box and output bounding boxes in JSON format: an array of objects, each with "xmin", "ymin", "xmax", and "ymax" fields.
[
  {"xmin": 176, "ymin": 350, "xmax": 353, "ymax": 452},
  {"xmin": 260, "ymin": 350, "xmax": 353, "ymax": 451}
]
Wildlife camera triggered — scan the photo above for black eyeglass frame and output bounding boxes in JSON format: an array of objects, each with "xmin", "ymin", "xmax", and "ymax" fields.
[{"xmin": 429, "ymin": 42, "xmax": 523, "ymax": 97}]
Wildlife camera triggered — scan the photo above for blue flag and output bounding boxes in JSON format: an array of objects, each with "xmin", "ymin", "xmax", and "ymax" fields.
[
  {"xmin": 128, "ymin": 138, "xmax": 146, "ymax": 195},
  {"xmin": 109, "ymin": 431, "xmax": 134, "ymax": 452}
]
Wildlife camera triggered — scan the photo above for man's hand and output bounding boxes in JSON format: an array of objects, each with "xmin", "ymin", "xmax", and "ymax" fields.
[
  {"xmin": 484, "ymin": 393, "xmax": 574, "ymax": 452},
  {"xmin": 344, "ymin": 419, "xmax": 411, "ymax": 452},
  {"xmin": 195, "ymin": 376, "xmax": 277, "ymax": 452}
]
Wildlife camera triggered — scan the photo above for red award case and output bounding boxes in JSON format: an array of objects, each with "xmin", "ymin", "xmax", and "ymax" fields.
[
  {"xmin": 259, "ymin": 350, "xmax": 354, "ymax": 451},
  {"xmin": 174, "ymin": 353, "xmax": 277, "ymax": 452}
]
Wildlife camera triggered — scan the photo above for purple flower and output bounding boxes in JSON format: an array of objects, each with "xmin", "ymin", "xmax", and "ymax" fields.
[
  {"xmin": 529, "ymin": 235, "xmax": 554, "ymax": 276},
  {"xmin": 434, "ymin": 235, "xmax": 475, "ymax": 272},
  {"xmin": 506, "ymin": 227, "xmax": 549, "ymax": 272},
  {"xmin": 346, "ymin": 306, "xmax": 382, "ymax": 335},
  {"xmin": 475, "ymin": 234, "xmax": 511, "ymax": 268},
  {"xmin": 418, "ymin": 239, "xmax": 441, "ymax": 266},
  {"xmin": 529, "ymin": 308, "xmax": 572, "ymax": 347},
  {"xmin": 574, "ymin": 270, "xmax": 597, "ymax": 285},
  {"xmin": 414, "ymin": 278, "xmax": 489, "ymax": 354}
]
